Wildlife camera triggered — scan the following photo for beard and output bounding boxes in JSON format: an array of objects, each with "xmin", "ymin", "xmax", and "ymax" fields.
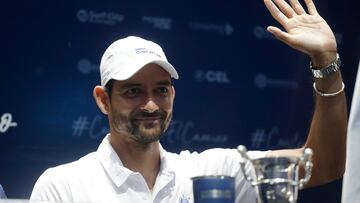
[{"xmin": 111, "ymin": 107, "xmax": 172, "ymax": 144}]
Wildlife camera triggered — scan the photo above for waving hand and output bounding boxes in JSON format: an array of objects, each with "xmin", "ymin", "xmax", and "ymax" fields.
[{"xmin": 264, "ymin": 0, "xmax": 337, "ymax": 65}]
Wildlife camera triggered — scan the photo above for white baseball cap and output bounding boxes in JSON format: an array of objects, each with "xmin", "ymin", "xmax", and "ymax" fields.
[{"xmin": 99, "ymin": 36, "xmax": 179, "ymax": 86}]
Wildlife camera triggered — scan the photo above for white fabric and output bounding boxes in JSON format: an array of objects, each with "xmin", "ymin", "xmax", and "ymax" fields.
[
  {"xmin": 0, "ymin": 184, "xmax": 6, "ymax": 199},
  {"xmin": 342, "ymin": 61, "xmax": 360, "ymax": 203},
  {"xmin": 31, "ymin": 134, "xmax": 266, "ymax": 203}
]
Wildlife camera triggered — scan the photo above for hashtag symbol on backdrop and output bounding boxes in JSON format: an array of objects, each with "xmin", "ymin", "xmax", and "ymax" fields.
[
  {"xmin": 72, "ymin": 116, "xmax": 89, "ymax": 137},
  {"xmin": 251, "ymin": 129, "xmax": 267, "ymax": 148}
]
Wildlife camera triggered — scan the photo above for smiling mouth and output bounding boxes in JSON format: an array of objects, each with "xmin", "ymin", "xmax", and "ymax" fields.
[{"xmin": 135, "ymin": 117, "xmax": 161, "ymax": 120}]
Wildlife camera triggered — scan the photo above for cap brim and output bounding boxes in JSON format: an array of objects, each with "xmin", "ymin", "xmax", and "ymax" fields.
[
  {"xmin": 151, "ymin": 60, "xmax": 179, "ymax": 79},
  {"xmin": 111, "ymin": 58, "xmax": 179, "ymax": 81}
]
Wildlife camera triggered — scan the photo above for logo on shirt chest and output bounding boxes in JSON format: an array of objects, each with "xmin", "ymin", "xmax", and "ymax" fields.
[{"xmin": 179, "ymin": 193, "xmax": 191, "ymax": 203}]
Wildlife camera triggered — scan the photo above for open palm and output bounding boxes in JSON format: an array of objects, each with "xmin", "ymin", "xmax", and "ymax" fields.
[{"xmin": 264, "ymin": 0, "xmax": 337, "ymax": 58}]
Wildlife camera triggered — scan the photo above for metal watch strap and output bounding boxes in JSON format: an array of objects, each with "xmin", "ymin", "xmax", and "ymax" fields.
[{"xmin": 310, "ymin": 53, "xmax": 341, "ymax": 79}]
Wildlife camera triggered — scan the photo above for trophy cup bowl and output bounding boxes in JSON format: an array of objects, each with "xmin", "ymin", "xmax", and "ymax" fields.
[
  {"xmin": 192, "ymin": 175, "xmax": 235, "ymax": 203},
  {"xmin": 237, "ymin": 145, "xmax": 313, "ymax": 203}
]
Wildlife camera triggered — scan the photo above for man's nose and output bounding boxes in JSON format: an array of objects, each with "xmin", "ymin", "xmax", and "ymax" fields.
[{"xmin": 141, "ymin": 99, "xmax": 159, "ymax": 113}]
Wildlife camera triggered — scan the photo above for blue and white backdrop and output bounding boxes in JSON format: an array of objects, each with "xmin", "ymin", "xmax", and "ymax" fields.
[{"xmin": 0, "ymin": 0, "xmax": 359, "ymax": 202}]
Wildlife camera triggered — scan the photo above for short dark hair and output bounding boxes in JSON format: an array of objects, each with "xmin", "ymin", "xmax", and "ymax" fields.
[{"xmin": 105, "ymin": 79, "xmax": 115, "ymax": 98}]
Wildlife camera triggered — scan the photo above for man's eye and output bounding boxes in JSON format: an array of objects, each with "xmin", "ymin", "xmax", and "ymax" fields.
[
  {"xmin": 158, "ymin": 87, "xmax": 169, "ymax": 95},
  {"xmin": 125, "ymin": 88, "xmax": 140, "ymax": 96}
]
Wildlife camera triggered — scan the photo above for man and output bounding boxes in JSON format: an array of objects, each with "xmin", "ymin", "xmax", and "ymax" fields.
[
  {"xmin": 31, "ymin": 0, "xmax": 347, "ymax": 202},
  {"xmin": 0, "ymin": 184, "xmax": 6, "ymax": 199}
]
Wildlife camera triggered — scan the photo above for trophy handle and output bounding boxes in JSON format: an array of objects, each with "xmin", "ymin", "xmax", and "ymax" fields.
[
  {"xmin": 237, "ymin": 145, "xmax": 256, "ymax": 186},
  {"xmin": 298, "ymin": 148, "xmax": 313, "ymax": 189}
]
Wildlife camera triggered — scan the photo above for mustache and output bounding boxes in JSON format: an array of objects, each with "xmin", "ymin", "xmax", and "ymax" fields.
[{"xmin": 132, "ymin": 110, "xmax": 166, "ymax": 119}]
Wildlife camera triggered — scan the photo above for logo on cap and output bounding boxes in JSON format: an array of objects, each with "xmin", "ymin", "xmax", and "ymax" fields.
[{"xmin": 135, "ymin": 48, "xmax": 162, "ymax": 58}]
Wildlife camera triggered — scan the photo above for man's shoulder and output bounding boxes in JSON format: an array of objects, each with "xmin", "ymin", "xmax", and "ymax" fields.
[
  {"xmin": 31, "ymin": 152, "xmax": 102, "ymax": 200},
  {"xmin": 39, "ymin": 152, "xmax": 100, "ymax": 181}
]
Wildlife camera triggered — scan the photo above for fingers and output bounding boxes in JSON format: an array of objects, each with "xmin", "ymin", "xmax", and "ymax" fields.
[
  {"xmin": 272, "ymin": 0, "xmax": 296, "ymax": 17},
  {"xmin": 264, "ymin": 0, "xmax": 289, "ymax": 26},
  {"xmin": 304, "ymin": 0, "xmax": 319, "ymax": 15},
  {"xmin": 265, "ymin": 0, "xmax": 319, "ymax": 17},
  {"xmin": 267, "ymin": 26, "xmax": 292, "ymax": 43},
  {"xmin": 289, "ymin": 0, "xmax": 306, "ymax": 15}
]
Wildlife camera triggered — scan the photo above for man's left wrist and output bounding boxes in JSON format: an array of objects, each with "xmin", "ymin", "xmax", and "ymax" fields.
[{"xmin": 310, "ymin": 51, "xmax": 337, "ymax": 68}]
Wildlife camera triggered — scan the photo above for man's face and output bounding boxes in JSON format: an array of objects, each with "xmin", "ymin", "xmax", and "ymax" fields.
[{"xmin": 107, "ymin": 63, "xmax": 175, "ymax": 144}]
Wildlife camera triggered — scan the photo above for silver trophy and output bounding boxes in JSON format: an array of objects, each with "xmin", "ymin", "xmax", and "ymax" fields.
[{"xmin": 237, "ymin": 145, "xmax": 313, "ymax": 203}]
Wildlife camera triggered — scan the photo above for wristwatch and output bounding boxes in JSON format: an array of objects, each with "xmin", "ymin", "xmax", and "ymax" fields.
[{"xmin": 310, "ymin": 53, "xmax": 341, "ymax": 79}]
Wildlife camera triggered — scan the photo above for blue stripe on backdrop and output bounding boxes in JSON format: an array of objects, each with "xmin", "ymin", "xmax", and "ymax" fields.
[{"xmin": 0, "ymin": 0, "xmax": 359, "ymax": 202}]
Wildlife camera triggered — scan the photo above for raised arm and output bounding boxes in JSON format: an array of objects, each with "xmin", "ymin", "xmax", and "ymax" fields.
[{"xmin": 264, "ymin": 0, "xmax": 347, "ymax": 187}]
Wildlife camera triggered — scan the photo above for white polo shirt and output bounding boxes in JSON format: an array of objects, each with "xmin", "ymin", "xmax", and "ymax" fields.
[{"xmin": 30, "ymin": 135, "xmax": 266, "ymax": 203}]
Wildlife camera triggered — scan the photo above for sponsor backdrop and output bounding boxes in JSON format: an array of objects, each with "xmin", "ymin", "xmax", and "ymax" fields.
[{"xmin": 1, "ymin": 0, "xmax": 359, "ymax": 202}]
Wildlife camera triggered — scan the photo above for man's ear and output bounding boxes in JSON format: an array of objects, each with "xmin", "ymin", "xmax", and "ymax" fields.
[
  {"xmin": 93, "ymin": 86, "xmax": 111, "ymax": 115},
  {"xmin": 171, "ymin": 86, "xmax": 176, "ymax": 100}
]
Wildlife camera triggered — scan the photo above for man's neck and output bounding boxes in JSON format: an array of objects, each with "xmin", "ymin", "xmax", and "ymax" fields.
[{"xmin": 109, "ymin": 133, "xmax": 161, "ymax": 190}]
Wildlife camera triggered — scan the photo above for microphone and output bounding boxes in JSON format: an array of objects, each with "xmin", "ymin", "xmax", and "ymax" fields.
[{"xmin": 0, "ymin": 184, "xmax": 6, "ymax": 198}]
